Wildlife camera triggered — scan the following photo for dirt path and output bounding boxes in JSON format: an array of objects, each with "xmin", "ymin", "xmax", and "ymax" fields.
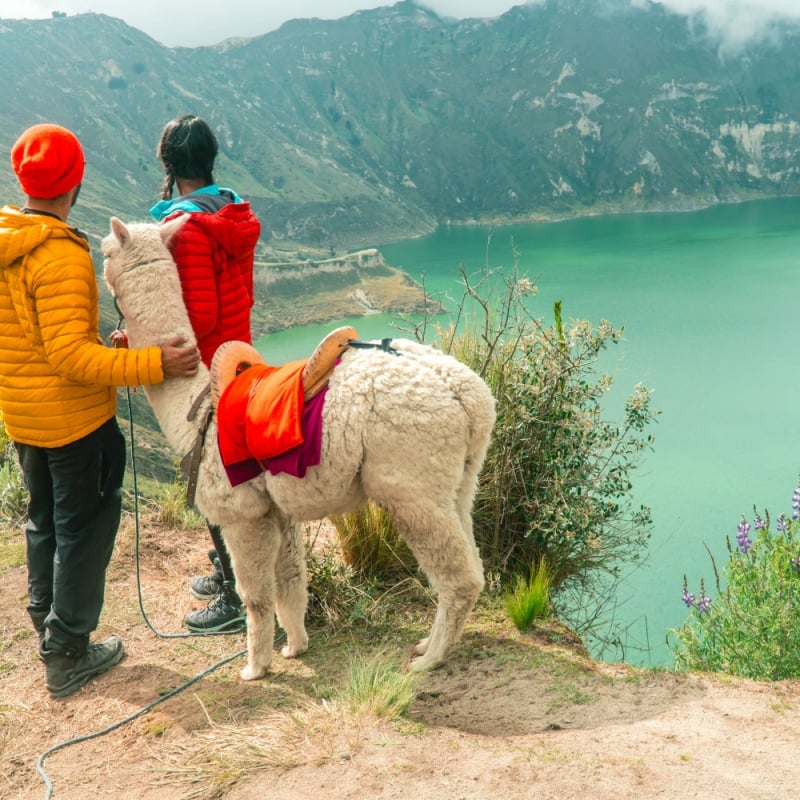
[
  {"xmin": 225, "ymin": 660, "xmax": 800, "ymax": 800},
  {"xmin": 3, "ymin": 519, "xmax": 800, "ymax": 800}
]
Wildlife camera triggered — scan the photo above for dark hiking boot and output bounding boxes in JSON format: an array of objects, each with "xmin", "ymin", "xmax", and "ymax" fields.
[
  {"xmin": 184, "ymin": 581, "xmax": 246, "ymax": 633},
  {"xmin": 43, "ymin": 635, "xmax": 126, "ymax": 699},
  {"xmin": 189, "ymin": 550, "xmax": 224, "ymax": 600}
]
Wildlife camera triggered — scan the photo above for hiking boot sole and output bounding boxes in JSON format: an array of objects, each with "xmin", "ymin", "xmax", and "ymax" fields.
[{"xmin": 184, "ymin": 615, "xmax": 247, "ymax": 634}]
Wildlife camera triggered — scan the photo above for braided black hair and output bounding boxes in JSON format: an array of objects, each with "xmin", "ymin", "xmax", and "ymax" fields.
[{"xmin": 156, "ymin": 114, "xmax": 219, "ymax": 200}]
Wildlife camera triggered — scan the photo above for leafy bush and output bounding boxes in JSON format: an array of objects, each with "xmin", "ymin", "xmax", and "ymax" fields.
[
  {"xmin": 670, "ymin": 484, "xmax": 800, "ymax": 679},
  {"xmin": 0, "ymin": 414, "xmax": 28, "ymax": 527},
  {"xmin": 430, "ymin": 268, "xmax": 656, "ymax": 639},
  {"xmin": 306, "ymin": 544, "xmax": 375, "ymax": 625},
  {"xmin": 0, "ymin": 459, "xmax": 28, "ymax": 528},
  {"xmin": 329, "ymin": 264, "xmax": 655, "ymax": 649}
]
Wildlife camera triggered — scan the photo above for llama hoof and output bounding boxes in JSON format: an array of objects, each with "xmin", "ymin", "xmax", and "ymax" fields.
[
  {"xmin": 240, "ymin": 663, "xmax": 268, "ymax": 681},
  {"xmin": 409, "ymin": 651, "xmax": 443, "ymax": 673},
  {"xmin": 411, "ymin": 637, "xmax": 430, "ymax": 657},
  {"xmin": 281, "ymin": 641, "xmax": 308, "ymax": 659},
  {"xmin": 409, "ymin": 639, "xmax": 443, "ymax": 672}
]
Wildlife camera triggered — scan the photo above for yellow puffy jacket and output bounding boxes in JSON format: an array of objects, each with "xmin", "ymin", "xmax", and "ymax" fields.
[{"xmin": 0, "ymin": 206, "xmax": 164, "ymax": 447}]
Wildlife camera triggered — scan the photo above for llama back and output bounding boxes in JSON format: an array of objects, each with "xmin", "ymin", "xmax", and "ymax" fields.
[
  {"xmin": 264, "ymin": 338, "xmax": 495, "ymax": 521},
  {"xmin": 384, "ymin": 338, "xmax": 496, "ymax": 458}
]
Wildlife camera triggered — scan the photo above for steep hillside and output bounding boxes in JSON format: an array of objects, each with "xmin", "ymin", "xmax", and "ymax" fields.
[{"xmin": 0, "ymin": 0, "xmax": 799, "ymax": 255}]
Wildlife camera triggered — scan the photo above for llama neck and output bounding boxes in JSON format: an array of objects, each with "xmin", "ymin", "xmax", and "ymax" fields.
[
  {"xmin": 117, "ymin": 260, "xmax": 206, "ymax": 457},
  {"xmin": 118, "ymin": 261, "xmax": 196, "ymax": 349},
  {"xmin": 140, "ymin": 369, "xmax": 212, "ymax": 457}
]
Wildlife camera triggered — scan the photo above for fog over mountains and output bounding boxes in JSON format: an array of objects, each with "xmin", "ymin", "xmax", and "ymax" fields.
[{"xmin": 1, "ymin": 0, "xmax": 799, "ymax": 257}]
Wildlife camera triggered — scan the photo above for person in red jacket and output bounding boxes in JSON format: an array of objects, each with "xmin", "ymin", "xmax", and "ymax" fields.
[
  {"xmin": 0, "ymin": 123, "xmax": 200, "ymax": 698},
  {"xmin": 150, "ymin": 114, "xmax": 261, "ymax": 633}
]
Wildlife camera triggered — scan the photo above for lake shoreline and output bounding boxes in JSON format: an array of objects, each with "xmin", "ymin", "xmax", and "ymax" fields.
[
  {"xmin": 258, "ymin": 193, "xmax": 795, "ymax": 335},
  {"xmin": 400, "ymin": 190, "xmax": 795, "ymax": 240}
]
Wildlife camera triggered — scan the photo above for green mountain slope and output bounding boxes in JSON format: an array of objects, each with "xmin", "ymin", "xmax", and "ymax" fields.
[{"xmin": 1, "ymin": 0, "xmax": 799, "ymax": 255}]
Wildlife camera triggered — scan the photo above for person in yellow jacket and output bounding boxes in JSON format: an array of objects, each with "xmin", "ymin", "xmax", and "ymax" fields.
[{"xmin": 0, "ymin": 123, "xmax": 201, "ymax": 699}]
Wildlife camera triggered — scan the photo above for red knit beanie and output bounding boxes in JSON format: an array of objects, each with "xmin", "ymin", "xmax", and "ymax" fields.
[{"xmin": 10, "ymin": 124, "xmax": 85, "ymax": 199}]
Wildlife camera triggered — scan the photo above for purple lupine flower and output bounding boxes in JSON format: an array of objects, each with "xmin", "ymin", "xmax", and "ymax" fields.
[
  {"xmin": 736, "ymin": 517, "xmax": 753, "ymax": 554},
  {"xmin": 692, "ymin": 579, "xmax": 712, "ymax": 613},
  {"xmin": 754, "ymin": 513, "xmax": 767, "ymax": 531},
  {"xmin": 682, "ymin": 587, "xmax": 696, "ymax": 608},
  {"xmin": 777, "ymin": 513, "xmax": 789, "ymax": 532},
  {"xmin": 695, "ymin": 594, "xmax": 712, "ymax": 613},
  {"xmin": 792, "ymin": 488, "xmax": 800, "ymax": 520}
]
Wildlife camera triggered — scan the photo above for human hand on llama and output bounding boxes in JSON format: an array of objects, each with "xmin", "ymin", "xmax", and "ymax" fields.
[
  {"xmin": 108, "ymin": 329, "xmax": 128, "ymax": 348},
  {"xmin": 160, "ymin": 336, "xmax": 201, "ymax": 377}
]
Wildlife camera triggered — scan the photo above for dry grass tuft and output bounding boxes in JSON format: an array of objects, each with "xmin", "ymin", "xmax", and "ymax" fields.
[{"xmin": 155, "ymin": 694, "xmax": 371, "ymax": 798}]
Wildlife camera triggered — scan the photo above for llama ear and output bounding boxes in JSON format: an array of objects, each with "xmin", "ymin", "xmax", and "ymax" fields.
[
  {"xmin": 159, "ymin": 214, "xmax": 188, "ymax": 249},
  {"xmin": 109, "ymin": 216, "xmax": 130, "ymax": 248}
]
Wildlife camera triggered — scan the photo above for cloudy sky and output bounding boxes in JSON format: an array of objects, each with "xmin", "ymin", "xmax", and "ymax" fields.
[{"xmin": 0, "ymin": 0, "xmax": 799, "ymax": 48}]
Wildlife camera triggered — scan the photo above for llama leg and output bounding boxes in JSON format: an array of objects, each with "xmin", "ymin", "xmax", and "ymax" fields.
[
  {"xmin": 411, "ymin": 464, "xmax": 482, "ymax": 661},
  {"xmin": 453, "ymin": 464, "xmax": 486, "ymax": 586},
  {"xmin": 222, "ymin": 518, "xmax": 280, "ymax": 681},
  {"xmin": 392, "ymin": 505, "xmax": 484, "ymax": 672},
  {"xmin": 274, "ymin": 520, "xmax": 309, "ymax": 659}
]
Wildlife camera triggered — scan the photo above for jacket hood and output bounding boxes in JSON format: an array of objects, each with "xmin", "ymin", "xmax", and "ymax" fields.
[
  {"xmin": 0, "ymin": 206, "xmax": 88, "ymax": 269},
  {"xmin": 180, "ymin": 202, "xmax": 261, "ymax": 257}
]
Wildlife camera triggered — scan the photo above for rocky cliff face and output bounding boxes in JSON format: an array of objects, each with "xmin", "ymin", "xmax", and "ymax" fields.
[{"xmin": 252, "ymin": 249, "xmax": 435, "ymax": 335}]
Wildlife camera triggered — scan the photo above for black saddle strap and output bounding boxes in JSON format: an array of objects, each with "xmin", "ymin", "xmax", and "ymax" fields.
[
  {"xmin": 347, "ymin": 337, "xmax": 401, "ymax": 355},
  {"xmin": 181, "ymin": 384, "xmax": 214, "ymax": 508}
]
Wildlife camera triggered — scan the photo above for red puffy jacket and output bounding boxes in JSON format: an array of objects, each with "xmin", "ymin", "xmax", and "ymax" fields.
[{"xmin": 167, "ymin": 201, "xmax": 261, "ymax": 367}]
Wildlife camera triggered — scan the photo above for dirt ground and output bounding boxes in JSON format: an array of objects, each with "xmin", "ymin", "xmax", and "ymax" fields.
[{"xmin": 3, "ymin": 517, "xmax": 800, "ymax": 800}]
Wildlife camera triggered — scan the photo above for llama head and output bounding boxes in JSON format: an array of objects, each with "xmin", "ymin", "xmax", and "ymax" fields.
[
  {"xmin": 102, "ymin": 215, "xmax": 187, "ymax": 298},
  {"xmin": 101, "ymin": 215, "xmax": 195, "ymax": 346}
]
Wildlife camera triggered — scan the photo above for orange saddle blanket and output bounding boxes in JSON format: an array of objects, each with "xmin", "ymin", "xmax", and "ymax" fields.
[{"xmin": 216, "ymin": 359, "xmax": 308, "ymax": 468}]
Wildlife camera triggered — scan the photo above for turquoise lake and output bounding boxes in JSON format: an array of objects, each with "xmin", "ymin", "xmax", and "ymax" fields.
[{"xmin": 256, "ymin": 197, "xmax": 800, "ymax": 667}]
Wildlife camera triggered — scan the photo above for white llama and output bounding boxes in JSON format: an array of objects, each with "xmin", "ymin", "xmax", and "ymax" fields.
[{"xmin": 102, "ymin": 216, "xmax": 496, "ymax": 681}]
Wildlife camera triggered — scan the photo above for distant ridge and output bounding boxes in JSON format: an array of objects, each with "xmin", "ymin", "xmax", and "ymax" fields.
[{"xmin": 0, "ymin": 0, "xmax": 798, "ymax": 257}]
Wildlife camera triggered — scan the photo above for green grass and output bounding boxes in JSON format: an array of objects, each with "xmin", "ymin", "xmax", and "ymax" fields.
[
  {"xmin": 504, "ymin": 559, "xmax": 553, "ymax": 631},
  {"xmin": 339, "ymin": 651, "xmax": 420, "ymax": 721}
]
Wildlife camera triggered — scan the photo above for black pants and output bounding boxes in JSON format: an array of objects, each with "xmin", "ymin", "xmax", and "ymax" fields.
[
  {"xmin": 208, "ymin": 522, "xmax": 235, "ymax": 583},
  {"xmin": 16, "ymin": 417, "xmax": 126, "ymax": 655}
]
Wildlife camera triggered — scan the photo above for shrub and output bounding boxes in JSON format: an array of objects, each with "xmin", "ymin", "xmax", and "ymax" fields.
[
  {"xmin": 0, "ymin": 458, "xmax": 28, "ymax": 528},
  {"xmin": 330, "ymin": 501, "xmax": 417, "ymax": 583},
  {"xmin": 669, "ymin": 483, "xmax": 800, "ymax": 679},
  {"xmin": 332, "ymin": 263, "xmax": 655, "ymax": 651},
  {"xmin": 306, "ymin": 543, "xmax": 376, "ymax": 626},
  {"xmin": 0, "ymin": 414, "xmax": 28, "ymax": 527},
  {"xmin": 427, "ymin": 267, "xmax": 656, "ymax": 643}
]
